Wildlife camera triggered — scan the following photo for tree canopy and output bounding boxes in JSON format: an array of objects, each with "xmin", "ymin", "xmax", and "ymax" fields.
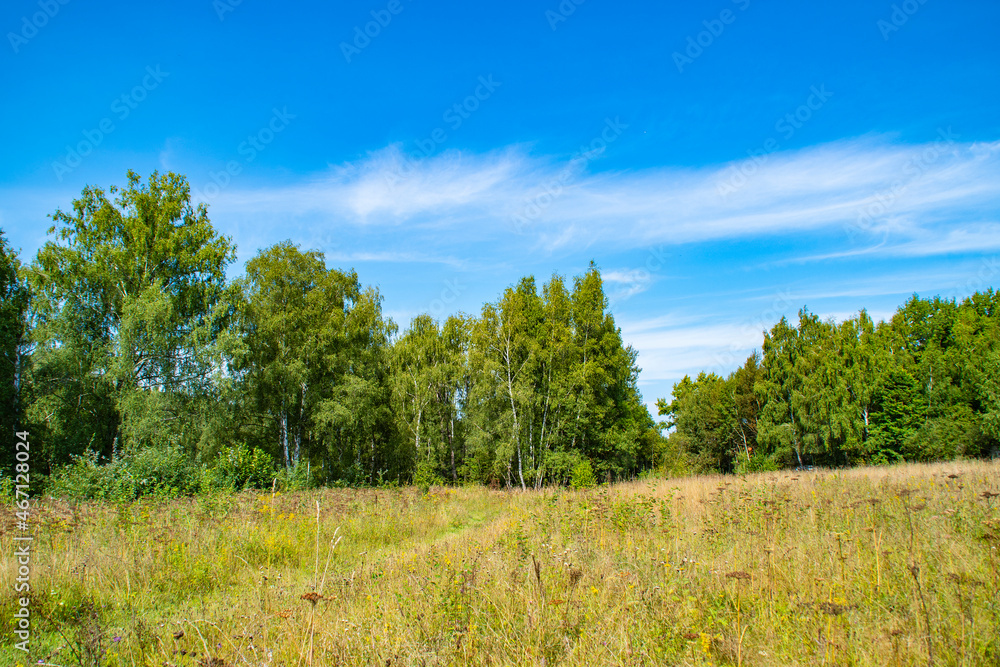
[
  {"xmin": 11, "ymin": 172, "xmax": 660, "ymax": 495},
  {"xmin": 25, "ymin": 171, "xmax": 236, "ymax": 474},
  {"xmin": 661, "ymin": 294, "xmax": 1000, "ymax": 472},
  {"xmin": 7, "ymin": 170, "xmax": 998, "ymax": 497},
  {"xmin": 0, "ymin": 229, "xmax": 29, "ymax": 471}
]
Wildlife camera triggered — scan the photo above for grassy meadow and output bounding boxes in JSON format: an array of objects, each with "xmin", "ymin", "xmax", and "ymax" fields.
[{"xmin": 3, "ymin": 461, "xmax": 1000, "ymax": 666}]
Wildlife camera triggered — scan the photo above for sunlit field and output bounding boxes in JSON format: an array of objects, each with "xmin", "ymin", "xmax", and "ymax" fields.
[{"xmin": 3, "ymin": 460, "xmax": 999, "ymax": 666}]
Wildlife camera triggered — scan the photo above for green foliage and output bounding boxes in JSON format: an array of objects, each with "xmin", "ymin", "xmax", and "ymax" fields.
[
  {"xmin": 413, "ymin": 458, "xmax": 444, "ymax": 493},
  {"xmin": 867, "ymin": 366, "xmax": 925, "ymax": 458},
  {"xmin": 664, "ymin": 291, "xmax": 1000, "ymax": 473},
  {"xmin": 21, "ymin": 174, "xmax": 655, "ymax": 494},
  {"xmin": 204, "ymin": 444, "xmax": 276, "ymax": 491},
  {"xmin": 229, "ymin": 241, "xmax": 398, "ymax": 485},
  {"xmin": 23, "ymin": 170, "xmax": 994, "ymax": 495},
  {"xmin": 464, "ymin": 263, "xmax": 652, "ymax": 489},
  {"xmin": 659, "ymin": 372, "xmax": 732, "ymax": 471},
  {"xmin": 569, "ymin": 458, "xmax": 596, "ymax": 489},
  {"xmin": 733, "ymin": 450, "xmax": 779, "ymax": 474},
  {"xmin": 869, "ymin": 448, "xmax": 905, "ymax": 466},
  {"xmin": 0, "ymin": 473, "xmax": 13, "ymax": 503},
  {"xmin": 652, "ymin": 432, "xmax": 694, "ymax": 478},
  {"xmin": 0, "ymin": 229, "xmax": 29, "ymax": 471},
  {"xmin": 390, "ymin": 314, "xmax": 467, "ymax": 485},
  {"xmin": 274, "ymin": 461, "xmax": 316, "ymax": 492},
  {"xmin": 26, "ymin": 171, "xmax": 235, "ymax": 472},
  {"xmin": 48, "ymin": 448, "xmax": 201, "ymax": 501},
  {"xmin": 982, "ymin": 351, "xmax": 1000, "ymax": 443}
]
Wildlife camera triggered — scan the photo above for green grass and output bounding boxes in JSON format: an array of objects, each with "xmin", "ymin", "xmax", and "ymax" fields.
[{"xmin": 2, "ymin": 461, "xmax": 999, "ymax": 666}]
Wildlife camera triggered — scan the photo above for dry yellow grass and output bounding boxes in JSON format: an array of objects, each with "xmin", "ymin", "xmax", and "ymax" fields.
[{"xmin": 2, "ymin": 460, "xmax": 999, "ymax": 666}]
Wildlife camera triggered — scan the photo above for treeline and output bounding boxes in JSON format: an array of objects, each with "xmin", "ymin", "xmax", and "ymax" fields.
[
  {"xmin": 0, "ymin": 171, "xmax": 658, "ymax": 497},
  {"xmin": 660, "ymin": 293, "xmax": 1000, "ymax": 472}
]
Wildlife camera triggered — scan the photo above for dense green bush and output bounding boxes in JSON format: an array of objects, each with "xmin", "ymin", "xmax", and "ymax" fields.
[
  {"xmin": 0, "ymin": 474, "xmax": 13, "ymax": 503},
  {"xmin": 47, "ymin": 448, "xmax": 202, "ymax": 501},
  {"xmin": 203, "ymin": 444, "xmax": 276, "ymax": 491},
  {"xmin": 570, "ymin": 458, "xmax": 597, "ymax": 489},
  {"xmin": 413, "ymin": 458, "xmax": 444, "ymax": 493},
  {"xmin": 274, "ymin": 461, "xmax": 316, "ymax": 492},
  {"xmin": 733, "ymin": 451, "xmax": 780, "ymax": 474}
]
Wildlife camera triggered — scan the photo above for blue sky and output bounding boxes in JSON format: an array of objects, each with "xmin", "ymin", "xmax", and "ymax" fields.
[{"xmin": 2, "ymin": 0, "xmax": 999, "ymax": 417}]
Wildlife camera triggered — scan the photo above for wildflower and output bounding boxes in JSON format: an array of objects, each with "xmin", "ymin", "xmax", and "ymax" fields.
[{"xmin": 300, "ymin": 592, "xmax": 323, "ymax": 606}]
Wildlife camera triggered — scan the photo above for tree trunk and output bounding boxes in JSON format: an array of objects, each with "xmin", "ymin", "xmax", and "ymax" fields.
[
  {"xmin": 449, "ymin": 414, "xmax": 457, "ymax": 482},
  {"xmin": 415, "ymin": 407, "xmax": 422, "ymax": 460},
  {"xmin": 281, "ymin": 410, "xmax": 291, "ymax": 470}
]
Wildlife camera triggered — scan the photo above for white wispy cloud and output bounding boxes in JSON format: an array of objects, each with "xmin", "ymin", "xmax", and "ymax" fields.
[
  {"xmin": 886, "ymin": 223, "xmax": 1000, "ymax": 257},
  {"xmin": 322, "ymin": 250, "xmax": 468, "ymax": 268},
  {"xmin": 620, "ymin": 320, "xmax": 764, "ymax": 383},
  {"xmin": 603, "ymin": 267, "xmax": 656, "ymax": 302},
  {"xmin": 5, "ymin": 137, "xmax": 996, "ymax": 414},
  {"xmin": 197, "ymin": 136, "xmax": 1000, "ymax": 260}
]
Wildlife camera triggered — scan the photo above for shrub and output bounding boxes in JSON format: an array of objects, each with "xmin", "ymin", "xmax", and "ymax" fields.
[
  {"xmin": 205, "ymin": 444, "xmax": 276, "ymax": 491},
  {"xmin": 47, "ymin": 447, "xmax": 202, "ymax": 501},
  {"xmin": 570, "ymin": 458, "xmax": 597, "ymax": 489},
  {"xmin": 413, "ymin": 459, "xmax": 443, "ymax": 493},
  {"xmin": 275, "ymin": 461, "xmax": 314, "ymax": 492},
  {"xmin": 46, "ymin": 450, "xmax": 116, "ymax": 501},
  {"xmin": 734, "ymin": 451, "xmax": 780, "ymax": 474},
  {"xmin": 869, "ymin": 449, "xmax": 905, "ymax": 466},
  {"xmin": 654, "ymin": 433, "xmax": 694, "ymax": 478},
  {"xmin": 0, "ymin": 474, "xmax": 13, "ymax": 503},
  {"xmin": 128, "ymin": 446, "xmax": 201, "ymax": 497}
]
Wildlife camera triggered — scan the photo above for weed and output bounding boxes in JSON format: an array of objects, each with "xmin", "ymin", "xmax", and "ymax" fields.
[{"xmin": 1, "ymin": 460, "xmax": 999, "ymax": 665}]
